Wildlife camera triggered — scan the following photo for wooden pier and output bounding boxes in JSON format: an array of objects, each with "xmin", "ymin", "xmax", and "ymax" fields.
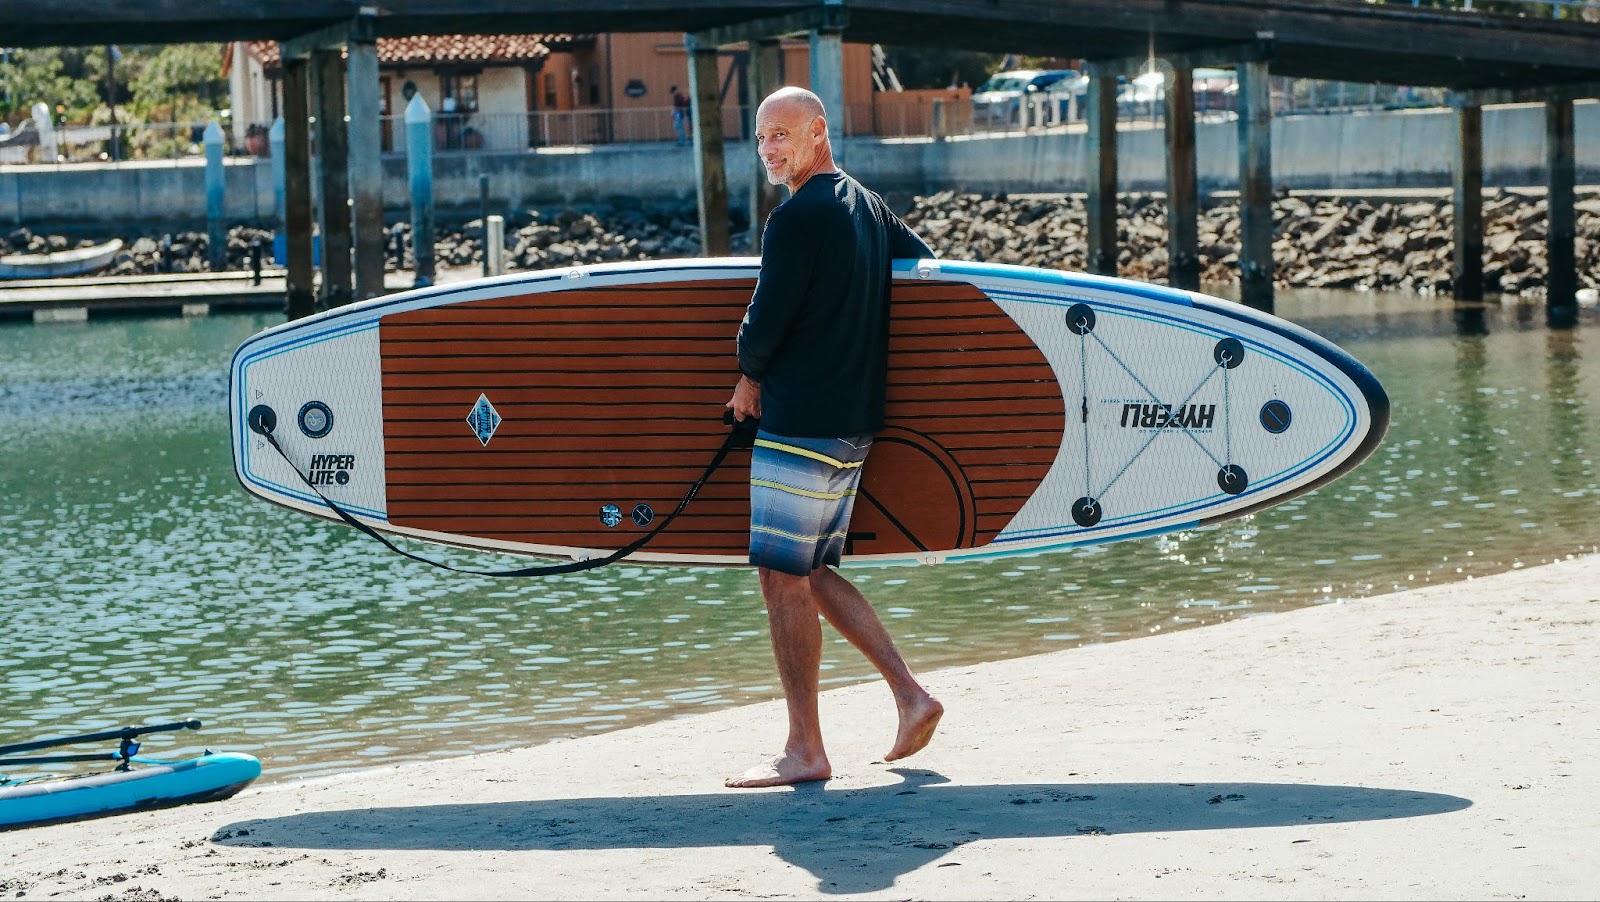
[
  {"xmin": 0, "ymin": 272, "xmax": 286, "ymax": 323},
  {"xmin": 0, "ymin": 270, "xmax": 424, "ymax": 323}
]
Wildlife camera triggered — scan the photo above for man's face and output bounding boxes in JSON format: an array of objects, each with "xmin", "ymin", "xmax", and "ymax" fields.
[{"xmin": 754, "ymin": 100, "xmax": 820, "ymax": 189}]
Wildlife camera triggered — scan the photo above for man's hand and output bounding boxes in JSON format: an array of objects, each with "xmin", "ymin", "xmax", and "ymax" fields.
[{"xmin": 727, "ymin": 374, "xmax": 762, "ymax": 423}]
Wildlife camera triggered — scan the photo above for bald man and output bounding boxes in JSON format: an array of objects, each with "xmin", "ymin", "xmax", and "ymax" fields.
[{"xmin": 724, "ymin": 87, "xmax": 943, "ymax": 788}]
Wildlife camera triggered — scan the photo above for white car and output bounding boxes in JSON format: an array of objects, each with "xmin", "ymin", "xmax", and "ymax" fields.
[{"xmin": 971, "ymin": 69, "xmax": 1078, "ymax": 127}]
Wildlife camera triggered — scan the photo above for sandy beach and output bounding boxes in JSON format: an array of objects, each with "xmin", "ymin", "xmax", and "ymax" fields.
[{"xmin": 3, "ymin": 553, "xmax": 1597, "ymax": 900}]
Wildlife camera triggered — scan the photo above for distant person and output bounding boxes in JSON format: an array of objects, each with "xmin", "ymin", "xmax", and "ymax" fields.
[
  {"xmin": 671, "ymin": 85, "xmax": 690, "ymax": 146},
  {"xmin": 724, "ymin": 86, "xmax": 941, "ymax": 788}
]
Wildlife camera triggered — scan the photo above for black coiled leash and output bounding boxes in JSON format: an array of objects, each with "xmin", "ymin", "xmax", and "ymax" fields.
[{"xmin": 248, "ymin": 406, "xmax": 758, "ymax": 577}]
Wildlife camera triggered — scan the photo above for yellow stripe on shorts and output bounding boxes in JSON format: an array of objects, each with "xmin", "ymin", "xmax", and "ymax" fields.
[
  {"xmin": 752, "ymin": 524, "xmax": 852, "ymax": 543},
  {"xmin": 750, "ymin": 478, "xmax": 857, "ymax": 501},
  {"xmin": 753, "ymin": 438, "xmax": 864, "ymax": 470}
]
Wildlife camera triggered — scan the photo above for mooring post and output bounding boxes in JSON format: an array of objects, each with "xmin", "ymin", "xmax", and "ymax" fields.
[
  {"xmin": 269, "ymin": 117, "xmax": 286, "ymax": 233},
  {"xmin": 347, "ymin": 26, "xmax": 385, "ymax": 301},
  {"xmin": 313, "ymin": 47, "xmax": 352, "ymax": 308},
  {"xmin": 747, "ymin": 38, "xmax": 785, "ymax": 252},
  {"xmin": 404, "ymin": 93, "xmax": 436, "ymax": 288},
  {"xmin": 203, "ymin": 119, "xmax": 227, "ymax": 272},
  {"xmin": 478, "ymin": 173, "xmax": 491, "ymax": 277},
  {"xmin": 1164, "ymin": 60, "xmax": 1200, "ymax": 291},
  {"xmin": 281, "ymin": 56, "xmax": 316, "ymax": 320},
  {"xmin": 1546, "ymin": 97, "xmax": 1577, "ymax": 329},
  {"xmin": 686, "ymin": 34, "xmax": 730, "ymax": 256},
  {"xmin": 486, "ymin": 214, "xmax": 505, "ymax": 276},
  {"xmin": 1452, "ymin": 99, "xmax": 1484, "ymax": 303},
  {"xmin": 1084, "ymin": 61, "xmax": 1119, "ymax": 276},
  {"xmin": 1236, "ymin": 58, "xmax": 1275, "ymax": 313}
]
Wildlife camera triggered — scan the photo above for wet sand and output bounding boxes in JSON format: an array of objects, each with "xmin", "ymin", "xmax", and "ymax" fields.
[{"xmin": 4, "ymin": 554, "xmax": 1597, "ymax": 900}]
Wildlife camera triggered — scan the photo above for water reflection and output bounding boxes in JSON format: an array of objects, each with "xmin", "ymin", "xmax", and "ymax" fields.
[
  {"xmin": 1452, "ymin": 303, "xmax": 1487, "ymax": 338},
  {"xmin": 0, "ymin": 295, "xmax": 1596, "ymax": 783}
]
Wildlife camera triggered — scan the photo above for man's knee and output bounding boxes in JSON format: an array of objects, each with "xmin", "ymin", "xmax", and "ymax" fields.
[{"xmin": 758, "ymin": 565, "xmax": 818, "ymax": 599}]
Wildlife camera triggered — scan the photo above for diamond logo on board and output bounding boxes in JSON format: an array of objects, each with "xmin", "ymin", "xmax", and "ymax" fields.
[{"xmin": 466, "ymin": 394, "xmax": 502, "ymax": 447}]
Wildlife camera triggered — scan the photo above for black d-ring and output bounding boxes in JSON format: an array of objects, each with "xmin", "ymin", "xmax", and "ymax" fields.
[
  {"xmin": 1214, "ymin": 337, "xmax": 1244, "ymax": 369},
  {"xmin": 1066, "ymin": 303, "xmax": 1096, "ymax": 335},
  {"xmin": 247, "ymin": 404, "xmax": 278, "ymax": 436},
  {"xmin": 1071, "ymin": 496, "xmax": 1102, "ymax": 527},
  {"xmin": 1217, "ymin": 465, "xmax": 1248, "ymax": 495}
]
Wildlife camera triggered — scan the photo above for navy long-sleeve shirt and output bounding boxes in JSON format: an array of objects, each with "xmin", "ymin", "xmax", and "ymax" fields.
[{"xmin": 736, "ymin": 171, "xmax": 935, "ymax": 438}]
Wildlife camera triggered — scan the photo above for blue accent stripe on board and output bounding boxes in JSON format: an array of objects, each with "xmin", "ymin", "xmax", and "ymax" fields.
[
  {"xmin": 940, "ymin": 520, "xmax": 1205, "ymax": 565},
  {"xmin": 932, "ymin": 259, "xmax": 1197, "ymax": 307}
]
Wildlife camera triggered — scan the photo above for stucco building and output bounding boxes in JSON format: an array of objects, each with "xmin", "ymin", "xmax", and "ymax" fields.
[{"xmin": 225, "ymin": 32, "xmax": 961, "ymax": 152}]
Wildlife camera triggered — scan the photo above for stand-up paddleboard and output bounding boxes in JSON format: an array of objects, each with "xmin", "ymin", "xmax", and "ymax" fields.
[
  {"xmin": 230, "ymin": 258, "xmax": 1388, "ymax": 568},
  {"xmin": 0, "ymin": 721, "xmax": 261, "ymax": 830},
  {"xmin": 0, "ymin": 752, "xmax": 262, "ymax": 830}
]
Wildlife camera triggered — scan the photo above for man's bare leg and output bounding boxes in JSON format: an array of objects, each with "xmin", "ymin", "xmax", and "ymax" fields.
[
  {"xmin": 725, "ymin": 567, "xmax": 834, "ymax": 788},
  {"xmin": 809, "ymin": 567, "xmax": 944, "ymax": 761}
]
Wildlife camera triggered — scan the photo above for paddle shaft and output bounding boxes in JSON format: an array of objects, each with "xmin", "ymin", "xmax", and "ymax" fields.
[
  {"xmin": 0, "ymin": 719, "xmax": 200, "ymax": 757},
  {"xmin": 0, "ymin": 752, "xmax": 127, "ymax": 766}
]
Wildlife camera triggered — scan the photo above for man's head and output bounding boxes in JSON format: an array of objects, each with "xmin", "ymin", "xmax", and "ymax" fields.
[{"xmin": 754, "ymin": 87, "xmax": 835, "ymax": 193}]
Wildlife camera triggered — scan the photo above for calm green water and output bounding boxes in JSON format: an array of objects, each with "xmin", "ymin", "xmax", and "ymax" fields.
[{"xmin": 1, "ymin": 292, "xmax": 1596, "ymax": 783}]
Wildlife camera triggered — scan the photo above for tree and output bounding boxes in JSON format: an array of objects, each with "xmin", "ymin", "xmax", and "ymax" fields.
[
  {"xmin": 0, "ymin": 48, "xmax": 101, "ymax": 122},
  {"xmin": 878, "ymin": 46, "xmax": 1008, "ymax": 90},
  {"xmin": 130, "ymin": 44, "xmax": 228, "ymax": 123}
]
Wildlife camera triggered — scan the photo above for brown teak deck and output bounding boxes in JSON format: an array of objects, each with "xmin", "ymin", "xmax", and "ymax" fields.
[{"xmin": 379, "ymin": 278, "xmax": 1066, "ymax": 559}]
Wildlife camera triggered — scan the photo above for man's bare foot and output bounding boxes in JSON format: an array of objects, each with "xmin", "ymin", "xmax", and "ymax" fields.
[
  {"xmin": 725, "ymin": 751, "xmax": 832, "ymax": 788},
  {"xmin": 885, "ymin": 695, "xmax": 944, "ymax": 761}
]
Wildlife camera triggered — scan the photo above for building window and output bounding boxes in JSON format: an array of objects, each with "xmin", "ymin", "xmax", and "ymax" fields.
[
  {"xmin": 588, "ymin": 65, "xmax": 602, "ymax": 105},
  {"xmin": 544, "ymin": 72, "xmax": 557, "ymax": 109},
  {"xmin": 441, "ymin": 71, "xmax": 480, "ymax": 113}
]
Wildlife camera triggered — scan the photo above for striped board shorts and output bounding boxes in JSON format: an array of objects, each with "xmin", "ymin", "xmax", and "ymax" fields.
[{"xmin": 748, "ymin": 430, "xmax": 874, "ymax": 576}]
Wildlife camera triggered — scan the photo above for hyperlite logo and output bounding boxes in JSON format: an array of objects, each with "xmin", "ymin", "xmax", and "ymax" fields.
[
  {"xmin": 1120, "ymin": 403, "xmax": 1216, "ymax": 430},
  {"xmin": 307, "ymin": 453, "xmax": 356, "ymax": 486}
]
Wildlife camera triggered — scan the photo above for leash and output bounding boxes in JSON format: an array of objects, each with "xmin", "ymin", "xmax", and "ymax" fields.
[{"xmin": 251, "ymin": 409, "xmax": 758, "ymax": 577}]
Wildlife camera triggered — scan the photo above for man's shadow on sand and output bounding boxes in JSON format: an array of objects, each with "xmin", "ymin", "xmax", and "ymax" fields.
[{"xmin": 215, "ymin": 769, "xmax": 1470, "ymax": 895}]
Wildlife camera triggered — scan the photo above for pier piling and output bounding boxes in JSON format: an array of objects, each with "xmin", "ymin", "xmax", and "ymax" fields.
[
  {"xmin": 405, "ymin": 93, "xmax": 436, "ymax": 289},
  {"xmin": 1085, "ymin": 62, "xmax": 1118, "ymax": 277},
  {"xmin": 203, "ymin": 120, "xmax": 225, "ymax": 273}
]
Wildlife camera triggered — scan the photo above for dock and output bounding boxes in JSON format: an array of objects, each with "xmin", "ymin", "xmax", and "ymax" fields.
[{"xmin": 0, "ymin": 270, "xmax": 427, "ymax": 323}]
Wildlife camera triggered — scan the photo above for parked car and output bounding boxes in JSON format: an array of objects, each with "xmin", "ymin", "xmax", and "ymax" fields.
[
  {"xmin": 1044, "ymin": 71, "xmax": 1091, "ymax": 120},
  {"xmin": 1119, "ymin": 68, "xmax": 1238, "ymax": 120},
  {"xmin": 1052, "ymin": 68, "xmax": 1236, "ymax": 121},
  {"xmin": 1118, "ymin": 72, "xmax": 1166, "ymax": 119},
  {"xmin": 1192, "ymin": 67, "xmax": 1237, "ymax": 116},
  {"xmin": 971, "ymin": 69, "xmax": 1078, "ymax": 126}
]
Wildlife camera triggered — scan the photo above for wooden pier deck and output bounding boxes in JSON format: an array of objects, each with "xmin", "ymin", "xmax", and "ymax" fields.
[{"xmin": 0, "ymin": 270, "xmax": 423, "ymax": 323}]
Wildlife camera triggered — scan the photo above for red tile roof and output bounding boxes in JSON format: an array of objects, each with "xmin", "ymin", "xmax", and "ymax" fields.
[{"xmin": 245, "ymin": 34, "xmax": 591, "ymax": 68}]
